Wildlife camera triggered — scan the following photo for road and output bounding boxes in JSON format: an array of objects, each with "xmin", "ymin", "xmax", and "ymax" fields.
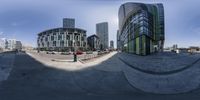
[
  {"xmin": 1, "ymin": 52, "xmax": 200, "ymax": 100},
  {"xmin": 0, "ymin": 52, "xmax": 139, "ymax": 100},
  {"xmin": 0, "ymin": 52, "xmax": 15, "ymax": 82}
]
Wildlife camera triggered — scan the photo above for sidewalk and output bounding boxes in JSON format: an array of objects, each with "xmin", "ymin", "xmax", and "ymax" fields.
[
  {"xmin": 118, "ymin": 52, "xmax": 200, "ymax": 73},
  {"xmin": 26, "ymin": 51, "xmax": 121, "ymax": 72},
  {"xmin": 118, "ymin": 52, "xmax": 200, "ymax": 94}
]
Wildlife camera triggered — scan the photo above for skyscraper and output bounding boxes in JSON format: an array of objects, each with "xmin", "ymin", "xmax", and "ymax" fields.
[
  {"xmin": 110, "ymin": 40, "xmax": 114, "ymax": 49},
  {"xmin": 117, "ymin": 30, "xmax": 120, "ymax": 50},
  {"xmin": 63, "ymin": 18, "xmax": 75, "ymax": 28},
  {"xmin": 96, "ymin": 22, "xmax": 108, "ymax": 50},
  {"xmin": 118, "ymin": 2, "xmax": 165, "ymax": 55}
]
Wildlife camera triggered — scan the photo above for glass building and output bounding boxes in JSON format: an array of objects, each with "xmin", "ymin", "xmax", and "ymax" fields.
[
  {"xmin": 96, "ymin": 22, "xmax": 109, "ymax": 50},
  {"xmin": 63, "ymin": 18, "xmax": 75, "ymax": 28},
  {"xmin": 110, "ymin": 40, "xmax": 114, "ymax": 49},
  {"xmin": 118, "ymin": 3, "xmax": 164, "ymax": 55}
]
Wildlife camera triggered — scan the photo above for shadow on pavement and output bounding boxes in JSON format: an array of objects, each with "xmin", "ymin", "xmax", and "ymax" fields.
[{"xmin": 0, "ymin": 52, "xmax": 200, "ymax": 100}]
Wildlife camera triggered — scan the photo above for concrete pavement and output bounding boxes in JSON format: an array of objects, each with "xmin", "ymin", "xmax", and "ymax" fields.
[
  {"xmin": 118, "ymin": 52, "xmax": 200, "ymax": 73},
  {"xmin": 1, "ymin": 51, "xmax": 200, "ymax": 99},
  {"xmin": 119, "ymin": 52, "xmax": 200, "ymax": 94},
  {"xmin": 0, "ymin": 52, "xmax": 140, "ymax": 100}
]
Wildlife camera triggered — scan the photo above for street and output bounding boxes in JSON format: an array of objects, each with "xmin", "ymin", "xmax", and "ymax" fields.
[
  {"xmin": 0, "ymin": 52, "xmax": 139, "ymax": 100},
  {"xmin": 1, "ymin": 52, "xmax": 200, "ymax": 100}
]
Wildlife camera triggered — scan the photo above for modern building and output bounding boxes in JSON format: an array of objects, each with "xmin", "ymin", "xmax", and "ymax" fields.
[
  {"xmin": 0, "ymin": 38, "xmax": 8, "ymax": 50},
  {"xmin": 63, "ymin": 18, "xmax": 75, "ymax": 28},
  {"xmin": 0, "ymin": 39, "xmax": 4, "ymax": 51},
  {"xmin": 117, "ymin": 30, "xmax": 121, "ymax": 50},
  {"xmin": 110, "ymin": 40, "xmax": 114, "ymax": 49},
  {"xmin": 0, "ymin": 38, "xmax": 22, "ymax": 51},
  {"xmin": 0, "ymin": 38, "xmax": 6, "ymax": 49},
  {"xmin": 178, "ymin": 48, "xmax": 188, "ymax": 53},
  {"xmin": 96, "ymin": 22, "xmax": 109, "ymax": 50},
  {"xmin": 37, "ymin": 19, "xmax": 87, "ymax": 52},
  {"xmin": 118, "ymin": 2, "xmax": 165, "ymax": 55},
  {"xmin": 87, "ymin": 34, "xmax": 100, "ymax": 51},
  {"xmin": 189, "ymin": 46, "xmax": 200, "ymax": 53},
  {"xmin": 15, "ymin": 41, "xmax": 22, "ymax": 51},
  {"xmin": 5, "ymin": 40, "xmax": 8, "ymax": 49},
  {"xmin": 172, "ymin": 44, "xmax": 178, "ymax": 51},
  {"xmin": 7, "ymin": 39, "xmax": 16, "ymax": 50}
]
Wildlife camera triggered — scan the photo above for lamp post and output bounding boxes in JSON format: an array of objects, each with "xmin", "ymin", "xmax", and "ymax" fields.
[{"xmin": 73, "ymin": 37, "xmax": 77, "ymax": 62}]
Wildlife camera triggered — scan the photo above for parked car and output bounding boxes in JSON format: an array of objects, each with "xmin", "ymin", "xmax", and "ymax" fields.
[
  {"xmin": 104, "ymin": 49, "xmax": 109, "ymax": 53},
  {"xmin": 60, "ymin": 52, "xmax": 71, "ymax": 55},
  {"xmin": 97, "ymin": 51, "xmax": 103, "ymax": 55},
  {"xmin": 75, "ymin": 50, "xmax": 83, "ymax": 55},
  {"xmin": 46, "ymin": 51, "xmax": 55, "ymax": 54}
]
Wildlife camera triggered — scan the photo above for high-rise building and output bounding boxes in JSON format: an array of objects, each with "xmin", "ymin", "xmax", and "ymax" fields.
[
  {"xmin": 118, "ymin": 2, "xmax": 165, "ymax": 55},
  {"xmin": 117, "ymin": 30, "xmax": 121, "ymax": 50},
  {"xmin": 110, "ymin": 40, "xmax": 114, "ymax": 49},
  {"xmin": 87, "ymin": 34, "xmax": 100, "ymax": 51},
  {"xmin": 63, "ymin": 18, "xmax": 75, "ymax": 28},
  {"xmin": 172, "ymin": 44, "xmax": 178, "ymax": 51},
  {"xmin": 96, "ymin": 22, "xmax": 109, "ymax": 50}
]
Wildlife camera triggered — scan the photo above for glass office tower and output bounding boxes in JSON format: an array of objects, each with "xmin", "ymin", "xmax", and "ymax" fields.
[
  {"xmin": 96, "ymin": 22, "xmax": 109, "ymax": 50},
  {"xmin": 118, "ymin": 3, "xmax": 164, "ymax": 55},
  {"xmin": 63, "ymin": 18, "xmax": 75, "ymax": 28}
]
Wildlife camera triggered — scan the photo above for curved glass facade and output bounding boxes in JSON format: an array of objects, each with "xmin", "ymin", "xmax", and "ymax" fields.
[{"xmin": 118, "ymin": 3, "xmax": 164, "ymax": 55}]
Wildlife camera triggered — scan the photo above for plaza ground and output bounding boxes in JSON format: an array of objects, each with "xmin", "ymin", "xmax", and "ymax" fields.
[{"xmin": 0, "ymin": 51, "xmax": 200, "ymax": 100}]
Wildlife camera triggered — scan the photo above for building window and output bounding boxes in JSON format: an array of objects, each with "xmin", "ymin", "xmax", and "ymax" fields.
[
  {"xmin": 45, "ymin": 37, "xmax": 48, "ymax": 41},
  {"xmin": 68, "ymin": 40, "xmax": 72, "ymax": 46},
  {"xmin": 77, "ymin": 41, "xmax": 80, "ymax": 46},
  {"xmin": 60, "ymin": 41, "xmax": 64, "ymax": 47},
  {"xmin": 47, "ymin": 42, "xmax": 49, "ymax": 47},
  {"xmin": 76, "ymin": 35, "xmax": 79, "ymax": 41},
  {"xmin": 58, "ymin": 35, "xmax": 62, "ymax": 40},
  {"xmin": 51, "ymin": 36, "xmax": 54, "ymax": 41},
  {"xmin": 66, "ymin": 35, "xmax": 70, "ymax": 40},
  {"xmin": 53, "ymin": 41, "xmax": 56, "ymax": 47}
]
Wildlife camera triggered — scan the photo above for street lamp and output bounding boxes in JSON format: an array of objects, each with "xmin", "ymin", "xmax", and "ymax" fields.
[{"xmin": 73, "ymin": 37, "xmax": 77, "ymax": 62}]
